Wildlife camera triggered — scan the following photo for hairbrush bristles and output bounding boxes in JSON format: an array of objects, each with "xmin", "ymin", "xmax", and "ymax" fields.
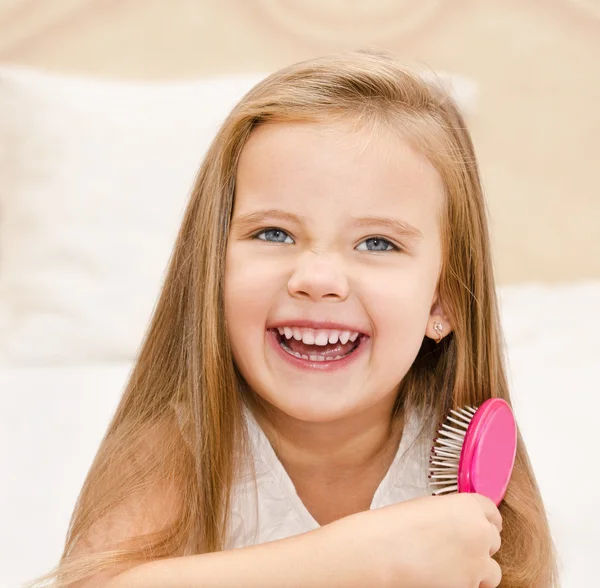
[
  {"xmin": 428, "ymin": 406, "xmax": 477, "ymax": 496},
  {"xmin": 427, "ymin": 398, "xmax": 518, "ymax": 506}
]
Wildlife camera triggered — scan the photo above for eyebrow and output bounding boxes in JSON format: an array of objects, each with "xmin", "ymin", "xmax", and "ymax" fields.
[
  {"xmin": 232, "ymin": 209, "xmax": 303, "ymax": 229},
  {"xmin": 351, "ymin": 216, "xmax": 424, "ymax": 241},
  {"xmin": 232, "ymin": 209, "xmax": 424, "ymax": 241}
]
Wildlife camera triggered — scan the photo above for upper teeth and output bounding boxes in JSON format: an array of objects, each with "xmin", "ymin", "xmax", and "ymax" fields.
[{"xmin": 276, "ymin": 327, "xmax": 359, "ymax": 345}]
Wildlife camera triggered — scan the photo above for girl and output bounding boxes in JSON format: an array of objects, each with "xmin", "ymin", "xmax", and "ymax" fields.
[{"xmin": 30, "ymin": 50, "xmax": 557, "ymax": 587}]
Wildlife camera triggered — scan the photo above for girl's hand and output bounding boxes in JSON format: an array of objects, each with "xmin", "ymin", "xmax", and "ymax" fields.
[{"xmin": 316, "ymin": 493, "xmax": 502, "ymax": 588}]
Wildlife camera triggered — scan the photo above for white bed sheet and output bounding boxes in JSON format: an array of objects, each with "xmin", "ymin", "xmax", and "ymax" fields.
[
  {"xmin": 1, "ymin": 363, "xmax": 131, "ymax": 587},
  {"xmin": 2, "ymin": 282, "xmax": 599, "ymax": 586}
]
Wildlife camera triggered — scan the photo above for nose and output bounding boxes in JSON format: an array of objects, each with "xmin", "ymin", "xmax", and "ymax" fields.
[{"xmin": 287, "ymin": 252, "xmax": 350, "ymax": 302}]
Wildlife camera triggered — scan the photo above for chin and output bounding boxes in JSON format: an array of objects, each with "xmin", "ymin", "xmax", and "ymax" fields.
[{"xmin": 257, "ymin": 386, "xmax": 369, "ymax": 424}]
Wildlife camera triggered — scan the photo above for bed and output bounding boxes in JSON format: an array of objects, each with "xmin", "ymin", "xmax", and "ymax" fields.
[{"xmin": 3, "ymin": 282, "xmax": 599, "ymax": 585}]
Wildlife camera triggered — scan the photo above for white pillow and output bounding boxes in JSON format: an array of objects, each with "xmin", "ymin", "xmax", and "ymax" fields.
[
  {"xmin": 0, "ymin": 67, "xmax": 476, "ymax": 364},
  {"xmin": 0, "ymin": 69, "xmax": 270, "ymax": 364}
]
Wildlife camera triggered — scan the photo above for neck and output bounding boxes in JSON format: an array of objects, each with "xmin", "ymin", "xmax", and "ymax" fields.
[{"xmin": 248, "ymin": 394, "xmax": 404, "ymax": 481}]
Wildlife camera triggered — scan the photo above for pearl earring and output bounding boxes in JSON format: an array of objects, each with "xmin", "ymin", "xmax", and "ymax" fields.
[{"xmin": 433, "ymin": 321, "xmax": 444, "ymax": 343}]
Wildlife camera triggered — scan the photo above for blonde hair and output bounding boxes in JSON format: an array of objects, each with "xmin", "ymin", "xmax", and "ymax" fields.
[{"xmin": 29, "ymin": 50, "xmax": 558, "ymax": 587}]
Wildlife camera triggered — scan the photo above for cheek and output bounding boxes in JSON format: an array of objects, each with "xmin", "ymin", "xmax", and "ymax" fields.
[
  {"xmin": 224, "ymin": 243, "xmax": 283, "ymax": 340},
  {"xmin": 364, "ymin": 264, "xmax": 437, "ymax": 359},
  {"xmin": 224, "ymin": 248, "xmax": 262, "ymax": 376}
]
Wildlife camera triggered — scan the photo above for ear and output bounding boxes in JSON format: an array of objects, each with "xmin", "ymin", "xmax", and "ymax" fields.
[{"xmin": 425, "ymin": 296, "xmax": 453, "ymax": 343}]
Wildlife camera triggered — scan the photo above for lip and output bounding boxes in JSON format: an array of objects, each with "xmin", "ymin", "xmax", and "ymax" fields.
[
  {"xmin": 266, "ymin": 328, "xmax": 370, "ymax": 372},
  {"xmin": 267, "ymin": 319, "xmax": 370, "ymax": 336}
]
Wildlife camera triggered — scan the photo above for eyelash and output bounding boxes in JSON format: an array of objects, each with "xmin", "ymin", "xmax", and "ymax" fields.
[
  {"xmin": 252, "ymin": 228, "xmax": 294, "ymax": 244},
  {"xmin": 251, "ymin": 228, "xmax": 401, "ymax": 252},
  {"xmin": 356, "ymin": 237, "xmax": 399, "ymax": 252}
]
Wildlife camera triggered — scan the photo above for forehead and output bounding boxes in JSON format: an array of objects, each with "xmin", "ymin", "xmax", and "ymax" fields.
[{"xmin": 234, "ymin": 120, "xmax": 445, "ymax": 235}]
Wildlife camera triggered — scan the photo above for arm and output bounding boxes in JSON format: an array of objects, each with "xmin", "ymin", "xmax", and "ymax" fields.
[{"xmin": 106, "ymin": 526, "xmax": 365, "ymax": 588}]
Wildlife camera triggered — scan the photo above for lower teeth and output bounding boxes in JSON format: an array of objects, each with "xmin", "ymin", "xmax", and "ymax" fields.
[{"xmin": 279, "ymin": 338, "xmax": 350, "ymax": 362}]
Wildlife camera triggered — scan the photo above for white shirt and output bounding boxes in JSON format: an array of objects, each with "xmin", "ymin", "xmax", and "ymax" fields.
[{"xmin": 225, "ymin": 407, "xmax": 433, "ymax": 549}]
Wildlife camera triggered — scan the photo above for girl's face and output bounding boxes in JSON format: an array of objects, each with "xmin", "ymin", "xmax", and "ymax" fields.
[{"xmin": 225, "ymin": 121, "xmax": 446, "ymax": 424}]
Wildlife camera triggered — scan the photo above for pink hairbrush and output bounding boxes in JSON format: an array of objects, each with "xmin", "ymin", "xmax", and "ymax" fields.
[{"xmin": 428, "ymin": 398, "xmax": 517, "ymax": 506}]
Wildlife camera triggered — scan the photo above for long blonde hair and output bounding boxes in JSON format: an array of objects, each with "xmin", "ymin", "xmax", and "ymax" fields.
[{"xmin": 29, "ymin": 50, "xmax": 558, "ymax": 587}]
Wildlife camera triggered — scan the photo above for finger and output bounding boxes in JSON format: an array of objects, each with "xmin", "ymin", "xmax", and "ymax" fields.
[
  {"xmin": 489, "ymin": 524, "xmax": 501, "ymax": 556},
  {"xmin": 479, "ymin": 558, "xmax": 502, "ymax": 588},
  {"xmin": 471, "ymin": 494, "xmax": 503, "ymax": 533}
]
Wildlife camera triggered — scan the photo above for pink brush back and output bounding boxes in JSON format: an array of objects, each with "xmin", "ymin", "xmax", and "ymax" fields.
[{"xmin": 457, "ymin": 398, "xmax": 517, "ymax": 506}]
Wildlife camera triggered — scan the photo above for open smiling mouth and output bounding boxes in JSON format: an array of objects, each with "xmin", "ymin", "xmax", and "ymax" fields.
[{"xmin": 270, "ymin": 327, "xmax": 367, "ymax": 362}]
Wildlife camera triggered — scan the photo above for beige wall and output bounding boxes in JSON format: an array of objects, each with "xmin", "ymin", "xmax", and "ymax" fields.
[{"xmin": 1, "ymin": 0, "xmax": 598, "ymax": 284}]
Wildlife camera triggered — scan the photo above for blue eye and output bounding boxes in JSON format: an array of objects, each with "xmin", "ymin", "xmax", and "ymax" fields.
[
  {"xmin": 356, "ymin": 237, "xmax": 397, "ymax": 252},
  {"xmin": 255, "ymin": 228, "xmax": 294, "ymax": 244}
]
